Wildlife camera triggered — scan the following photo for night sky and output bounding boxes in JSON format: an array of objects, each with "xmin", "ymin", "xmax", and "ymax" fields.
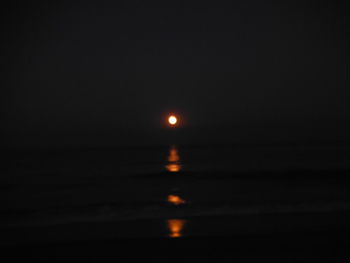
[{"xmin": 3, "ymin": 1, "xmax": 350, "ymax": 148}]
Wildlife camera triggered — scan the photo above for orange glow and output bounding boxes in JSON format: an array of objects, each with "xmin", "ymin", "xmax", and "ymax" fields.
[
  {"xmin": 165, "ymin": 145, "xmax": 182, "ymax": 173},
  {"xmin": 165, "ymin": 163, "xmax": 181, "ymax": 172},
  {"xmin": 168, "ymin": 115, "xmax": 177, "ymax": 126},
  {"xmin": 167, "ymin": 219, "xmax": 186, "ymax": 238},
  {"xmin": 168, "ymin": 146, "xmax": 179, "ymax": 162},
  {"xmin": 167, "ymin": 195, "xmax": 186, "ymax": 205}
]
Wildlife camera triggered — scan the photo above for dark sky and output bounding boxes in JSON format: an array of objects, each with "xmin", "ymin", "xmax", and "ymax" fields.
[{"xmin": 3, "ymin": 1, "xmax": 350, "ymax": 148}]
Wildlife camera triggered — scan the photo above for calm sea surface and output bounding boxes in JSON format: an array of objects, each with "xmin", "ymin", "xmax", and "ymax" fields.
[{"xmin": 2, "ymin": 144, "xmax": 350, "ymax": 243}]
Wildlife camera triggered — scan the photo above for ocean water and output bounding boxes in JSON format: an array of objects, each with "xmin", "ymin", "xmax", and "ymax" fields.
[{"xmin": 2, "ymin": 144, "xmax": 350, "ymax": 243}]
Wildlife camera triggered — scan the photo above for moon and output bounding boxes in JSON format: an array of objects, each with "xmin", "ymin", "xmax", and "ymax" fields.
[{"xmin": 168, "ymin": 115, "xmax": 177, "ymax": 125}]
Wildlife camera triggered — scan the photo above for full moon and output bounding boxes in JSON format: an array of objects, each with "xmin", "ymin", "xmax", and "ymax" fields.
[{"xmin": 168, "ymin": 115, "xmax": 177, "ymax": 125}]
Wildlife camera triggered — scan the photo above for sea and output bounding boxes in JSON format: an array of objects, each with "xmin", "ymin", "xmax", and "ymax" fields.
[{"xmin": 2, "ymin": 143, "xmax": 350, "ymax": 245}]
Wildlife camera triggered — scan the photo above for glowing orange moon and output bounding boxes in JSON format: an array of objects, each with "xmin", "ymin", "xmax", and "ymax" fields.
[{"xmin": 168, "ymin": 115, "xmax": 177, "ymax": 125}]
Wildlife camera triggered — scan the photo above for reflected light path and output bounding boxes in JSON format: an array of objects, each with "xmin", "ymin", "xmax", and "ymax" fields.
[
  {"xmin": 167, "ymin": 219, "xmax": 187, "ymax": 238},
  {"xmin": 167, "ymin": 194, "xmax": 186, "ymax": 205},
  {"xmin": 164, "ymin": 145, "xmax": 187, "ymax": 238},
  {"xmin": 165, "ymin": 164, "xmax": 181, "ymax": 172},
  {"xmin": 165, "ymin": 145, "xmax": 182, "ymax": 172}
]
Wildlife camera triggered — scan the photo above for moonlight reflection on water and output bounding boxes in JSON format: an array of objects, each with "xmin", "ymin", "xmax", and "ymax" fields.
[
  {"xmin": 167, "ymin": 219, "xmax": 187, "ymax": 238},
  {"xmin": 165, "ymin": 145, "xmax": 182, "ymax": 173}
]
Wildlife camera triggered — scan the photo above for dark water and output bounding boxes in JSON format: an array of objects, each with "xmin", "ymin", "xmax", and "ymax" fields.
[{"xmin": 2, "ymin": 144, "xmax": 350, "ymax": 245}]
